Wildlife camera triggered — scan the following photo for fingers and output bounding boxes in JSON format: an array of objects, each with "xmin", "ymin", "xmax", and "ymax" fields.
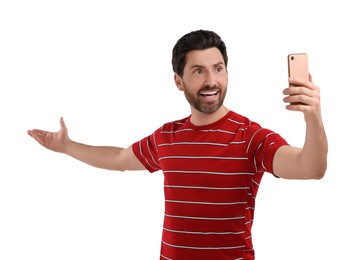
[
  {"xmin": 283, "ymin": 86, "xmax": 314, "ymax": 106},
  {"xmin": 283, "ymin": 76, "xmax": 321, "ymax": 114},
  {"xmin": 283, "ymin": 85, "xmax": 314, "ymax": 97},
  {"xmin": 27, "ymin": 130, "xmax": 46, "ymax": 146},
  {"xmin": 284, "ymin": 77, "xmax": 320, "ymax": 101},
  {"xmin": 29, "ymin": 129, "xmax": 50, "ymax": 136},
  {"xmin": 288, "ymin": 77, "xmax": 315, "ymax": 90},
  {"xmin": 283, "ymin": 88, "xmax": 319, "ymax": 106},
  {"xmin": 283, "ymin": 94, "xmax": 313, "ymax": 107},
  {"xmin": 284, "ymin": 103, "xmax": 307, "ymax": 111},
  {"xmin": 28, "ymin": 117, "xmax": 67, "ymax": 149}
]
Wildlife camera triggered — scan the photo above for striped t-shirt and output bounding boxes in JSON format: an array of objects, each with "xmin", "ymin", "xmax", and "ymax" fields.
[{"xmin": 132, "ymin": 110, "xmax": 288, "ymax": 260}]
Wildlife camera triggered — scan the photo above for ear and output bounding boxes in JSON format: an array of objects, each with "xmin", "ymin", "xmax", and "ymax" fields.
[{"xmin": 174, "ymin": 73, "xmax": 184, "ymax": 91}]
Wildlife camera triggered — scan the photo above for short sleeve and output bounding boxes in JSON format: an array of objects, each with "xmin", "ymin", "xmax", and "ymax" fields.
[
  {"xmin": 132, "ymin": 128, "xmax": 162, "ymax": 173},
  {"xmin": 246, "ymin": 126, "xmax": 289, "ymax": 175}
]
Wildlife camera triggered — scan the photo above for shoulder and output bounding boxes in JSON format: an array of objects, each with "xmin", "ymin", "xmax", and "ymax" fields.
[
  {"xmin": 227, "ymin": 111, "xmax": 261, "ymax": 129},
  {"xmin": 159, "ymin": 116, "xmax": 190, "ymax": 133},
  {"xmin": 229, "ymin": 111, "xmax": 283, "ymax": 141}
]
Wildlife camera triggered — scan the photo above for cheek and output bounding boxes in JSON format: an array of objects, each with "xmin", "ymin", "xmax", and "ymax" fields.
[
  {"xmin": 183, "ymin": 76, "xmax": 204, "ymax": 89},
  {"xmin": 192, "ymin": 77, "xmax": 206, "ymax": 86},
  {"xmin": 219, "ymin": 76, "xmax": 228, "ymax": 87}
]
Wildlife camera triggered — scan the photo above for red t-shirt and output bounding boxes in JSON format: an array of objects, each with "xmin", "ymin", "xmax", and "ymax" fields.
[{"xmin": 132, "ymin": 111, "xmax": 288, "ymax": 260}]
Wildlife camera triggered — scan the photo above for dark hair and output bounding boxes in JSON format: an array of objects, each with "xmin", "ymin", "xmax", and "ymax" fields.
[{"xmin": 172, "ymin": 29, "xmax": 228, "ymax": 77}]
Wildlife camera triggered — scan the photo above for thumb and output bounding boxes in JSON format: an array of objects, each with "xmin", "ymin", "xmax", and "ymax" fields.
[{"xmin": 59, "ymin": 117, "xmax": 67, "ymax": 130}]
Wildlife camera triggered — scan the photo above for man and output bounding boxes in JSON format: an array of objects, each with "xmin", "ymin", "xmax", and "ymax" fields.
[{"xmin": 28, "ymin": 30, "xmax": 328, "ymax": 260}]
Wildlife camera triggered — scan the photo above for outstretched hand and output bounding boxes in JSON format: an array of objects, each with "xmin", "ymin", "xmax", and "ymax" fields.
[{"xmin": 27, "ymin": 117, "xmax": 70, "ymax": 153}]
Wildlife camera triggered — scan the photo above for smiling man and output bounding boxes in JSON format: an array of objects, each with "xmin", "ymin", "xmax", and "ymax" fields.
[
  {"xmin": 176, "ymin": 48, "xmax": 228, "ymax": 116},
  {"xmin": 28, "ymin": 29, "xmax": 328, "ymax": 260}
]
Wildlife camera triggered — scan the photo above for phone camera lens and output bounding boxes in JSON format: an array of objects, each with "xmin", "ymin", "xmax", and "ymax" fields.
[{"xmin": 291, "ymin": 56, "xmax": 295, "ymax": 61}]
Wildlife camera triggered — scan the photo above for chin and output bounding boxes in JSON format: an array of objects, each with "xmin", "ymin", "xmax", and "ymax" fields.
[{"xmin": 197, "ymin": 104, "xmax": 222, "ymax": 114}]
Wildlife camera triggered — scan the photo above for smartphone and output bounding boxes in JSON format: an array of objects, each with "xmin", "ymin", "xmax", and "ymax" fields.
[
  {"xmin": 287, "ymin": 53, "xmax": 309, "ymax": 105},
  {"xmin": 287, "ymin": 53, "xmax": 309, "ymax": 84}
]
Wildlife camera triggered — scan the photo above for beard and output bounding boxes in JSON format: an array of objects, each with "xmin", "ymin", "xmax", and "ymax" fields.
[{"xmin": 182, "ymin": 82, "xmax": 227, "ymax": 114}]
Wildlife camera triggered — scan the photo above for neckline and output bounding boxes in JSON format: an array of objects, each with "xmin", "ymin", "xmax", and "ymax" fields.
[{"xmin": 185, "ymin": 110, "xmax": 233, "ymax": 130}]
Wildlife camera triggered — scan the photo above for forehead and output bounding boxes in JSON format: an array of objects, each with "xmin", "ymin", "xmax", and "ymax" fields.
[{"xmin": 185, "ymin": 47, "xmax": 224, "ymax": 68}]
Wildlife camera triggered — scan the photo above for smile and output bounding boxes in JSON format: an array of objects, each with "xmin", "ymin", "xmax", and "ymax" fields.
[{"xmin": 199, "ymin": 90, "xmax": 219, "ymax": 96}]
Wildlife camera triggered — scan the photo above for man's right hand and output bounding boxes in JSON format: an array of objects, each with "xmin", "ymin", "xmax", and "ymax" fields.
[{"xmin": 27, "ymin": 117, "xmax": 70, "ymax": 153}]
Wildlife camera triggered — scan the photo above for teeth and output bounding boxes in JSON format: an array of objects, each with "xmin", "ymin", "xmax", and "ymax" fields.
[{"xmin": 200, "ymin": 91, "xmax": 218, "ymax": 96}]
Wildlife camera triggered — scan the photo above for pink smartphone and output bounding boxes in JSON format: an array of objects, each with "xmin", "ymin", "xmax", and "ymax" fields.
[
  {"xmin": 287, "ymin": 53, "xmax": 309, "ymax": 84},
  {"xmin": 287, "ymin": 53, "xmax": 309, "ymax": 105}
]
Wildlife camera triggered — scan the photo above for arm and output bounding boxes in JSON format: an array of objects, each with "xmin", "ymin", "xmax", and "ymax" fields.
[
  {"xmin": 273, "ymin": 76, "xmax": 328, "ymax": 179},
  {"xmin": 27, "ymin": 117, "xmax": 145, "ymax": 171}
]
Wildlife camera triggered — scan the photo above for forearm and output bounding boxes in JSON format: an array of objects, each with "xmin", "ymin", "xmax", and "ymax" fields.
[
  {"xmin": 64, "ymin": 140, "xmax": 124, "ymax": 171},
  {"xmin": 276, "ymin": 77, "xmax": 328, "ymax": 179},
  {"xmin": 299, "ymin": 115, "xmax": 328, "ymax": 179}
]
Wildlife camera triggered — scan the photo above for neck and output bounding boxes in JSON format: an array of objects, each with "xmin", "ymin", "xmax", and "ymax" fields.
[{"xmin": 190, "ymin": 106, "xmax": 230, "ymax": 126}]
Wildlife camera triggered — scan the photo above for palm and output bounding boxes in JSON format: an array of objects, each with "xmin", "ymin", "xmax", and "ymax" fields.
[{"xmin": 28, "ymin": 117, "xmax": 69, "ymax": 153}]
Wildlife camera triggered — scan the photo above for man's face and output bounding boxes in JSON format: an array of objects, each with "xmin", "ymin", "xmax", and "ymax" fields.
[{"xmin": 175, "ymin": 47, "xmax": 228, "ymax": 114}]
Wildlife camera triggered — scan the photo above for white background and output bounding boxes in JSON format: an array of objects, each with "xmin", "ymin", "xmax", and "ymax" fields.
[{"xmin": 0, "ymin": 0, "xmax": 355, "ymax": 259}]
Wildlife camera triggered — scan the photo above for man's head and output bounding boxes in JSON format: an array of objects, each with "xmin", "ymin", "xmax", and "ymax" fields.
[
  {"xmin": 172, "ymin": 30, "xmax": 229, "ymax": 115},
  {"xmin": 172, "ymin": 30, "xmax": 228, "ymax": 77}
]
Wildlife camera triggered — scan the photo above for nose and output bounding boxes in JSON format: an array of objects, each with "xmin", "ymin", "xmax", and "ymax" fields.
[{"xmin": 205, "ymin": 72, "xmax": 217, "ymax": 87}]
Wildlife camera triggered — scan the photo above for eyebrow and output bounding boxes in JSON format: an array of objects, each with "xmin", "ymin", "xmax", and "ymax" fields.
[{"xmin": 189, "ymin": 62, "xmax": 225, "ymax": 70}]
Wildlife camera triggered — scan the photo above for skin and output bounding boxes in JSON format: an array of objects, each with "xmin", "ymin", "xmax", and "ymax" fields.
[
  {"xmin": 174, "ymin": 48, "xmax": 229, "ymax": 126},
  {"xmin": 274, "ymin": 75, "xmax": 328, "ymax": 179},
  {"xmin": 28, "ymin": 47, "xmax": 328, "ymax": 179}
]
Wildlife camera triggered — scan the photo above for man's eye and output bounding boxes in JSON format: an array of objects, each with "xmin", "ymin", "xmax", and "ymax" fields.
[
  {"xmin": 194, "ymin": 69, "xmax": 202, "ymax": 75},
  {"xmin": 216, "ymin": 67, "xmax": 223, "ymax": 72}
]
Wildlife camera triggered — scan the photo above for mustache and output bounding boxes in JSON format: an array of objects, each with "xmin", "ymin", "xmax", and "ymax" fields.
[{"xmin": 198, "ymin": 86, "xmax": 221, "ymax": 92}]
